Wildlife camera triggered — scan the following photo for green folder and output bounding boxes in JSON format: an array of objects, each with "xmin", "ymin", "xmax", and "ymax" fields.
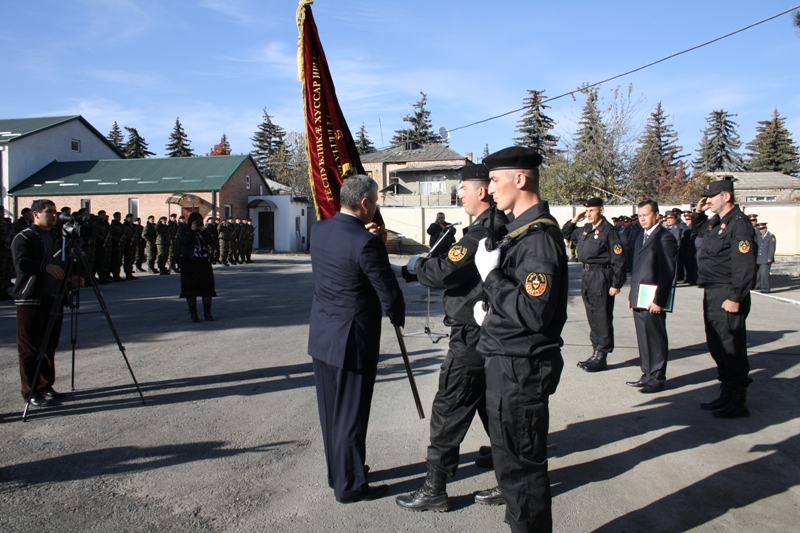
[{"xmin": 635, "ymin": 284, "xmax": 675, "ymax": 313}]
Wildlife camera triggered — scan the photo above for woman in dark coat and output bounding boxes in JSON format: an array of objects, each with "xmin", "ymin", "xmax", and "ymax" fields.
[{"xmin": 178, "ymin": 211, "xmax": 217, "ymax": 322}]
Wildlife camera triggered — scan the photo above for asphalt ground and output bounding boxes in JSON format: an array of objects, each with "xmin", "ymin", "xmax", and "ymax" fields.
[{"xmin": 1, "ymin": 256, "xmax": 798, "ymax": 532}]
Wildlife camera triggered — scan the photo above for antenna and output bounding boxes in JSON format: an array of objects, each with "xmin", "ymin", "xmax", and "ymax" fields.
[{"xmin": 438, "ymin": 127, "xmax": 450, "ymax": 142}]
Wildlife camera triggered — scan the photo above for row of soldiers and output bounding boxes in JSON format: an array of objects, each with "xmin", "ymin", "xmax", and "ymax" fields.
[{"xmin": 0, "ymin": 208, "xmax": 256, "ymax": 297}]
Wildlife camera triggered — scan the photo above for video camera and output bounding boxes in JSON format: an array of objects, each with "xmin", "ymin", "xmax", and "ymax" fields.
[{"xmin": 59, "ymin": 212, "xmax": 95, "ymax": 239}]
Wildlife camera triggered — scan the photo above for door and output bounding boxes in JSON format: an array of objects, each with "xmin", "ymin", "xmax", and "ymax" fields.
[{"xmin": 258, "ymin": 211, "xmax": 274, "ymax": 250}]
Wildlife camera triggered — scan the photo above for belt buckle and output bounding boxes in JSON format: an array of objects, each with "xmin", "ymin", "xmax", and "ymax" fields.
[{"xmin": 584, "ymin": 264, "xmax": 590, "ymax": 271}]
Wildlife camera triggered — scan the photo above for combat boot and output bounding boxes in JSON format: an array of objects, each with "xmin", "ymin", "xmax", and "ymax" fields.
[
  {"xmin": 712, "ymin": 386, "xmax": 750, "ymax": 418},
  {"xmin": 700, "ymin": 382, "xmax": 732, "ymax": 411},
  {"xmin": 395, "ymin": 464, "xmax": 449, "ymax": 512},
  {"xmin": 577, "ymin": 349, "xmax": 600, "ymax": 369},
  {"xmin": 582, "ymin": 350, "xmax": 607, "ymax": 373}
]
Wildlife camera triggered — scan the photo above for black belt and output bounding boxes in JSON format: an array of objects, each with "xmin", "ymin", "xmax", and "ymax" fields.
[{"xmin": 584, "ymin": 263, "xmax": 611, "ymax": 271}]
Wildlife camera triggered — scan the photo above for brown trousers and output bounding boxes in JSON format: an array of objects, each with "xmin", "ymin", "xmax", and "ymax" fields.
[{"xmin": 17, "ymin": 298, "xmax": 63, "ymax": 399}]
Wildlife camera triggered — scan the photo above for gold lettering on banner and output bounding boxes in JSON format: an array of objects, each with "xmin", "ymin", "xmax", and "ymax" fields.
[{"xmin": 310, "ymin": 60, "xmax": 333, "ymax": 203}]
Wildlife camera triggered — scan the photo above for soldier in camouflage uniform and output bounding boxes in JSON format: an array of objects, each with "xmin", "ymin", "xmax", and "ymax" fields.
[
  {"xmin": 121, "ymin": 213, "xmax": 137, "ymax": 280},
  {"xmin": 168, "ymin": 213, "xmax": 180, "ymax": 273},
  {"xmin": 205, "ymin": 217, "xmax": 219, "ymax": 264},
  {"xmin": 109, "ymin": 212, "xmax": 125, "ymax": 282},
  {"xmin": 94, "ymin": 210, "xmax": 112, "ymax": 284},
  {"xmin": 218, "ymin": 218, "xmax": 232, "ymax": 266},
  {"xmin": 143, "ymin": 216, "xmax": 157, "ymax": 273},
  {"xmin": 134, "ymin": 217, "xmax": 146, "ymax": 272},
  {"xmin": 156, "ymin": 216, "xmax": 171, "ymax": 275},
  {"xmin": 243, "ymin": 219, "xmax": 255, "ymax": 263}
]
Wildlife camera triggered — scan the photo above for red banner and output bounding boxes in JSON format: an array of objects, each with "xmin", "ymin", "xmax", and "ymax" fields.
[{"xmin": 297, "ymin": 0, "xmax": 365, "ymax": 220}]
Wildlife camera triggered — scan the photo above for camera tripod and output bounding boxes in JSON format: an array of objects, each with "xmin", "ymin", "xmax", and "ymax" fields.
[
  {"xmin": 403, "ymin": 224, "xmax": 457, "ymax": 344},
  {"xmin": 21, "ymin": 238, "xmax": 145, "ymax": 421}
]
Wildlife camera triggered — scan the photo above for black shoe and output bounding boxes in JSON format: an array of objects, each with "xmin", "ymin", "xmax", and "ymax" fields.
[
  {"xmin": 29, "ymin": 395, "xmax": 52, "ymax": 407},
  {"xmin": 475, "ymin": 453, "xmax": 493, "ymax": 468},
  {"xmin": 712, "ymin": 387, "xmax": 749, "ymax": 418},
  {"xmin": 147, "ymin": 268, "xmax": 158, "ymax": 274},
  {"xmin": 626, "ymin": 376, "xmax": 647, "ymax": 387},
  {"xmin": 44, "ymin": 389, "xmax": 66, "ymax": 400},
  {"xmin": 479, "ymin": 445, "xmax": 491, "ymax": 456},
  {"xmin": 583, "ymin": 352, "xmax": 607, "ymax": 373},
  {"xmin": 159, "ymin": 269, "xmax": 171, "ymax": 275},
  {"xmin": 113, "ymin": 276, "xmax": 125, "ymax": 282},
  {"xmin": 204, "ymin": 313, "xmax": 215, "ymax": 322},
  {"xmin": 640, "ymin": 383, "xmax": 664, "ymax": 394},
  {"xmin": 395, "ymin": 466, "xmax": 449, "ymax": 512},
  {"xmin": 223, "ymin": 262, "xmax": 230, "ymax": 266},
  {"xmin": 126, "ymin": 275, "xmax": 137, "ymax": 280},
  {"xmin": 474, "ymin": 486, "xmax": 505, "ymax": 506},
  {"xmin": 136, "ymin": 266, "xmax": 146, "ymax": 272},
  {"xmin": 336, "ymin": 484, "xmax": 388, "ymax": 504}
]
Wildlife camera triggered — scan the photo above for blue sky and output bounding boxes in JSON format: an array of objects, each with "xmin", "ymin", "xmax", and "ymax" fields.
[{"xmin": 2, "ymin": 0, "xmax": 799, "ymax": 163}]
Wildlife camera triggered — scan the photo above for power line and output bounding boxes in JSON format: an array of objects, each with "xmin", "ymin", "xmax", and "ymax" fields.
[{"xmin": 443, "ymin": 5, "xmax": 800, "ymax": 135}]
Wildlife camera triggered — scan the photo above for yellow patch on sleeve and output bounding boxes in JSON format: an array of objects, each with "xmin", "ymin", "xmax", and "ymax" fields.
[
  {"xmin": 447, "ymin": 245, "xmax": 468, "ymax": 262},
  {"xmin": 613, "ymin": 243, "xmax": 623, "ymax": 255},
  {"xmin": 525, "ymin": 272, "xmax": 548, "ymax": 297},
  {"xmin": 738, "ymin": 240, "xmax": 751, "ymax": 254}
]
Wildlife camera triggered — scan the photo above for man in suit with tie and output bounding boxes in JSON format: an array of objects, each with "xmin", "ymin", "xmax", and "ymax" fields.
[
  {"xmin": 627, "ymin": 199, "xmax": 678, "ymax": 394},
  {"xmin": 308, "ymin": 175, "xmax": 405, "ymax": 504}
]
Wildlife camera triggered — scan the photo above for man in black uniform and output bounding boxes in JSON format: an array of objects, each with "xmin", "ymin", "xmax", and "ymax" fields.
[
  {"xmin": 561, "ymin": 197, "xmax": 627, "ymax": 372},
  {"xmin": 473, "ymin": 146, "xmax": 568, "ymax": 533},
  {"xmin": 692, "ymin": 180, "xmax": 757, "ymax": 419},
  {"xmin": 395, "ymin": 164, "xmax": 508, "ymax": 512}
]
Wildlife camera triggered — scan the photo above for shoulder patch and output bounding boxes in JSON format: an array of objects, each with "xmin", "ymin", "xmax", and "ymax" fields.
[
  {"xmin": 772, "ymin": 236, "xmax": 776, "ymax": 243},
  {"xmin": 447, "ymin": 245, "xmax": 468, "ymax": 262},
  {"xmin": 738, "ymin": 240, "xmax": 751, "ymax": 254},
  {"xmin": 613, "ymin": 243, "xmax": 623, "ymax": 255},
  {"xmin": 525, "ymin": 272, "xmax": 548, "ymax": 297}
]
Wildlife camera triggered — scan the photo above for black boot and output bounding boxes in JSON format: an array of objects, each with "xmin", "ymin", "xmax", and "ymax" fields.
[
  {"xmin": 189, "ymin": 304, "xmax": 200, "ymax": 323},
  {"xmin": 712, "ymin": 386, "xmax": 750, "ymax": 418},
  {"xmin": 395, "ymin": 464, "xmax": 449, "ymax": 512},
  {"xmin": 582, "ymin": 350, "xmax": 608, "ymax": 373},
  {"xmin": 203, "ymin": 299, "xmax": 215, "ymax": 321},
  {"xmin": 700, "ymin": 382, "xmax": 732, "ymax": 411}
]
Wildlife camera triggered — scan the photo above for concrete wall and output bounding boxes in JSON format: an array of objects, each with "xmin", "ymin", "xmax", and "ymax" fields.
[{"xmin": 379, "ymin": 203, "xmax": 800, "ymax": 255}]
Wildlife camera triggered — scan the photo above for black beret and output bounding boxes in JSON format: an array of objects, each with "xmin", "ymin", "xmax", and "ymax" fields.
[
  {"xmin": 460, "ymin": 164, "xmax": 490, "ymax": 181},
  {"xmin": 483, "ymin": 146, "xmax": 543, "ymax": 170},
  {"xmin": 585, "ymin": 197, "xmax": 603, "ymax": 208},
  {"xmin": 702, "ymin": 180, "xmax": 734, "ymax": 197}
]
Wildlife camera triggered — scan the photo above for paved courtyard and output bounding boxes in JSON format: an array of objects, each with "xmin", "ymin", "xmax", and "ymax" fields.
[{"xmin": 1, "ymin": 255, "xmax": 798, "ymax": 532}]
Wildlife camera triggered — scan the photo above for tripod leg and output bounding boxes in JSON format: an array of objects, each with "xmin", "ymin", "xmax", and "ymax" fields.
[{"xmin": 71, "ymin": 291, "xmax": 78, "ymax": 391}]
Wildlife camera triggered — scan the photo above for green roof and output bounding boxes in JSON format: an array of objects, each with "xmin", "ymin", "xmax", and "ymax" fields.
[
  {"xmin": 0, "ymin": 115, "xmax": 125, "ymax": 157},
  {"xmin": 10, "ymin": 155, "xmax": 260, "ymax": 196}
]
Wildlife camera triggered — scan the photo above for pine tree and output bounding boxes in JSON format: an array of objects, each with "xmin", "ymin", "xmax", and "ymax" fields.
[
  {"xmin": 391, "ymin": 92, "xmax": 443, "ymax": 147},
  {"xmin": 571, "ymin": 87, "xmax": 619, "ymax": 199},
  {"xmin": 251, "ymin": 108, "xmax": 286, "ymax": 178},
  {"xmin": 693, "ymin": 110, "xmax": 744, "ymax": 173},
  {"xmin": 209, "ymin": 134, "xmax": 233, "ymax": 156},
  {"xmin": 745, "ymin": 109, "xmax": 800, "ymax": 175},
  {"xmin": 123, "ymin": 126, "xmax": 155, "ymax": 159},
  {"xmin": 355, "ymin": 124, "xmax": 376, "ymax": 154},
  {"xmin": 631, "ymin": 102, "xmax": 687, "ymax": 197},
  {"xmin": 107, "ymin": 121, "xmax": 124, "ymax": 151},
  {"xmin": 165, "ymin": 117, "xmax": 195, "ymax": 157},
  {"xmin": 513, "ymin": 89, "xmax": 560, "ymax": 162},
  {"xmin": 482, "ymin": 144, "xmax": 490, "ymax": 161}
]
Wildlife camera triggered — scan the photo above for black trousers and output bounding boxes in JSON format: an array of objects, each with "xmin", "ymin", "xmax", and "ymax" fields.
[
  {"xmin": 426, "ymin": 323, "xmax": 488, "ymax": 477},
  {"xmin": 754, "ymin": 264, "xmax": 771, "ymax": 293},
  {"xmin": 17, "ymin": 298, "xmax": 63, "ymax": 400},
  {"xmin": 312, "ymin": 357, "xmax": 377, "ymax": 499},
  {"xmin": 581, "ymin": 268, "xmax": 615, "ymax": 353},
  {"xmin": 703, "ymin": 286, "xmax": 750, "ymax": 386},
  {"xmin": 633, "ymin": 309, "xmax": 668, "ymax": 386},
  {"xmin": 485, "ymin": 351, "xmax": 563, "ymax": 533}
]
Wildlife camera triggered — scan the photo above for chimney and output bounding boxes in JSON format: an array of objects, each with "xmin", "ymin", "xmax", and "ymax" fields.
[{"xmin": 466, "ymin": 152, "xmax": 473, "ymax": 162}]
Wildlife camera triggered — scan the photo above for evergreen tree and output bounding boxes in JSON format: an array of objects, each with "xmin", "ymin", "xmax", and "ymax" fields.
[
  {"xmin": 693, "ymin": 109, "xmax": 744, "ymax": 173},
  {"xmin": 251, "ymin": 108, "xmax": 286, "ymax": 178},
  {"xmin": 571, "ymin": 87, "xmax": 621, "ymax": 200},
  {"xmin": 355, "ymin": 124, "xmax": 376, "ymax": 154},
  {"xmin": 123, "ymin": 126, "xmax": 155, "ymax": 159},
  {"xmin": 482, "ymin": 144, "xmax": 490, "ymax": 161},
  {"xmin": 391, "ymin": 92, "xmax": 443, "ymax": 147},
  {"xmin": 631, "ymin": 102, "xmax": 687, "ymax": 197},
  {"xmin": 513, "ymin": 89, "xmax": 560, "ymax": 162},
  {"xmin": 165, "ymin": 117, "xmax": 195, "ymax": 157},
  {"xmin": 208, "ymin": 133, "xmax": 232, "ymax": 156},
  {"xmin": 107, "ymin": 121, "xmax": 124, "ymax": 151},
  {"xmin": 745, "ymin": 109, "xmax": 800, "ymax": 175}
]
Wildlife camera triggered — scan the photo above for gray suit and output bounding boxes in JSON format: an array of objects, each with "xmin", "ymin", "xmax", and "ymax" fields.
[{"xmin": 755, "ymin": 230, "xmax": 776, "ymax": 293}]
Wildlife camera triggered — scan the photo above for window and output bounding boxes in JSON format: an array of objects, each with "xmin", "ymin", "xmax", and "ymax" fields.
[
  {"xmin": 745, "ymin": 196, "xmax": 777, "ymax": 202},
  {"xmin": 259, "ymin": 185, "xmax": 264, "ymax": 195},
  {"xmin": 224, "ymin": 205, "xmax": 232, "ymax": 219},
  {"xmin": 81, "ymin": 199, "xmax": 91, "ymax": 212},
  {"xmin": 128, "ymin": 198, "xmax": 139, "ymax": 219},
  {"xmin": 246, "ymin": 175, "xmax": 251, "ymax": 189},
  {"xmin": 420, "ymin": 175, "xmax": 446, "ymax": 195},
  {"xmin": 71, "ymin": 139, "xmax": 81, "ymax": 152}
]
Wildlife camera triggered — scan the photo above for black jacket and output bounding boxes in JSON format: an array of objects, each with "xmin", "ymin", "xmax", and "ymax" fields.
[
  {"xmin": 11, "ymin": 226, "xmax": 65, "ymax": 306},
  {"xmin": 629, "ymin": 224, "xmax": 678, "ymax": 308},
  {"xmin": 562, "ymin": 217, "xmax": 627, "ymax": 289}
]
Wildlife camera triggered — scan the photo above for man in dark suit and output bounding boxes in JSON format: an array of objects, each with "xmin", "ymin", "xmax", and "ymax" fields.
[
  {"xmin": 308, "ymin": 175, "xmax": 405, "ymax": 504},
  {"xmin": 627, "ymin": 199, "xmax": 678, "ymax": 394}
]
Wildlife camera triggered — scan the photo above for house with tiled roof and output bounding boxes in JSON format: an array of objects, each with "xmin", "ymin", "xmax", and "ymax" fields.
[
  {"xmin": 711, "ymin": 171, "xmax": 800, "ymax": 204},
  {"xmin": 0, "ymin": 115, "xmax": 124, "ymax": 214},
  {"xmin": 360, "ymin": 144, "xmax": 472, "ymax": 207}
]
